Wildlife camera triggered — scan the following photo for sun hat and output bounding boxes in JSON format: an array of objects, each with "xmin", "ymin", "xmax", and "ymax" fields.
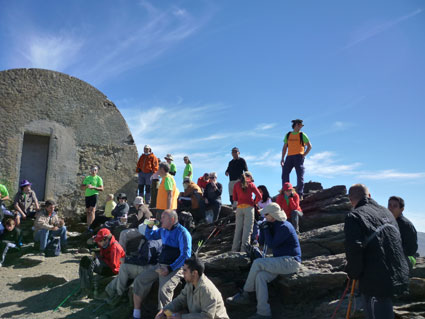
[
  {"xmin": 164, "ymin": 154, "xmax": 174, "ymax": 161},
  {"xmin": 94, "ymin": 228, "xmax": 111, "ymax": 242},
  {"xmin": 133, "ymin": 196, "xmax": 144, "ymax": 205},
  {"xmin": 261, "ymin": 203, "xmax": 287, "ymax": 221},
  {"xmin": 283, "ymin": 182, "xmax": 294, "ymax": 191},
  {"xmin": 19, "ymin": 179, "xmax": 32, "ymax": 187}
]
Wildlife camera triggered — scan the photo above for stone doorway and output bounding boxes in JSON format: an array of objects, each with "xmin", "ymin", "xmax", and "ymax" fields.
[{"xmin": 19, "ymin": 134, "xmax": 50, "ymax": 200}]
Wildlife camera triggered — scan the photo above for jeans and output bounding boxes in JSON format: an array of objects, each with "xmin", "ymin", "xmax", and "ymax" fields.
[
  {"xmin": 207, "ymin": 199, "xmax": 222, "ymax": 221},
  {"xmin": 289, "ymin": 210, "xmax": 303, "ymax": 233},
  {"xmin": 282, "ymin": 154, "xmax": 305, "ymax": 196},
  {"xmin": 34, "ymin": 226, "xmax": 67, "ymax": 251},
  {"xmin": 362, "ymin": 294, "xmax": 394, "ymax": 319},
  {"xmin": 138, "ymin": 172, "xmax": 153, "ymax": 203}
]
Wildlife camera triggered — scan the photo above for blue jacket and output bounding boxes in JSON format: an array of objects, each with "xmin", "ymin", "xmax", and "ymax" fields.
[
  {"xmin": 145, "ymin": 223, "xmax": 192, "ymax": 271},
  {"xmin": 259, "ymin": 220, "xmax": 301, "ymax": 262}
]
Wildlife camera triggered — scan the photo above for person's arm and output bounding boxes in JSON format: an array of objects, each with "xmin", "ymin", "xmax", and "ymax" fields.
[
  {"xmin": 163, "ymin": 284, "xmax": 189, "ymax": 314},
  {"xmin": 181, "ymin": 288, "xmax": 220, "ymax": 319},
  {"xmin": 288, "ymin": 193, "xmax": 300, "ymax": 211},
  {"xmin": 188, "ymin": 165, "xmax": 192, "ymax": 178},
  {"xmin": 225, "ymin": 162, "xmax": 230, "ymax": 177},
  {"xmin": 33, "ymin": 192, "xmax": 40, "ymax": 210},
  {"xmin": 344, "ymin": 214, "xmax": 365, "ymax": 280},
  {"xmin": 401, "ymin": 219, "xmax": 418, "ymax": 257},
  {"xmin": 263, "ymin": 224, "xmax": 291, "ymax": 248},
  {"xmin": 166, "ymin": 190, "xmax": 172, "ymax": 209},
  {"xmin": 13, "ymin": 194, "xmax": 25, "ymax": 216},
  {"xmin": 242, "ymin": 158, "xmax": 248, "ymax": 172},
  {"xmin": 103, "ymin": 245, "xmax": 123, "ymax": 274},
  {"xmin": 304, "ymin": 142, "xmax": 312, "ymax": 157},
  {"xmin": 153, "ymin": 155, "xmax": 159, "ymax": 173},
  {"xmin": 80, "ymin": 177, "xmax": 88, "ymax": 190},
  {"xmin": 252, "ymin": 185, "xmax": 262, "ymax": 205},
  {"xmin": 281, "ymin": 143, "xmax": 288, "ymax": 166},
  {"xmin": 145, "ymin": 227, "xmax": 162, "ymax": 240},
  {"xmin": 215, "ymin": 183, "xmax": 222, "ymax": 196},
  {"xmin": 232, "ymin": 183, "xmax": 238, "ymax": 202},
  {"xmin": 34, "ymin": 215, "xmax": 55, "ymax": 230}
]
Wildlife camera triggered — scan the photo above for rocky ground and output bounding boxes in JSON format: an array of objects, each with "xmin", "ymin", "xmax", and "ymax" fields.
[{"xmin": 1, "ymin": 183, "xmax": 424, "ymax": 319}]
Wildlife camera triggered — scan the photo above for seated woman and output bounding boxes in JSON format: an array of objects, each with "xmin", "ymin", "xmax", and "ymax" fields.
[
  {"xmin": 275, "ymin": 182, "xmax": 303, "ymax": 233},
  {"xmin": 104, "ymin": 193, "xmax": 130, "ymax": 229},
  {"xmin": 178, "ymin": 177, "xmax": 204, "ymax": 222},
  {"xmin": 252, "ymin": 185, "xmax": 272, "ymax": 244},
  {"xmin": 203, "ymin": 172, "xmax": 223, "ymax": 222},
  {"xmin": 78, "ymin": 228, "xmax": 125, "ymax": 297},
  {"xmin": 13, "ymin": 180, "xmax": 40, "ymax": 223},
  {"xmin": 89, "ymin": 194, "xmax": 116, "ymax": 231}
]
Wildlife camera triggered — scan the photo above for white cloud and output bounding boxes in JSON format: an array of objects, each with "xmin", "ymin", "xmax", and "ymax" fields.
[
  {"xmin": 256, "ymin": 123, "xmax": 276, "ymax": 131},
  {"xmin": 358, "ymin": 170, "xmax": 425, "ymax": 180},
  {"xmin": 304, "ymin": 151, "xmax": 362, "ymax": 177},
  {"xmin": 342, "ymin": 8, "xmax": 423, "ymax": 50}
]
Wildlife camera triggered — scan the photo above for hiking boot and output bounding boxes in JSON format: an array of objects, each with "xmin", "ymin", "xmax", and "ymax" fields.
[
  {"xmin": 226, "ymin": 291, "xmax": 250, "ymax": 305},
  {"xmin": 247, "ymin": 314, "xmax": 271, "ymax": 319}
]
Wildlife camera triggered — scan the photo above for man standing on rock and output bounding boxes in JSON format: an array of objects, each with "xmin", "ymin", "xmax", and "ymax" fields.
[
  {"xmin": 136, "ymin": 145, "xmax": 159, "ymax": 204},
  {"xmin": 155, "ymin": 256, "xmax": 229, "ymax": 319},
  {"xmin": 344, "ymin": 184, "xmax": 409, "ymax": 319},
  {"xmin": 81, "ymin": 165, "xmax": 104, "ymax": 227},
  {"xmin": 388, "ymin": 196, "xmax": 418, "ymax": 270},
  {"xmin": 131, "ymin": 209, "xmax": 191, "ymax": 319},
  {"xmin": 225, "ymin": 147, "xmax": 248, "ymax": 207},
  {"xmin": 227, "ymin": 203, "xmax": 301, "ymax": 319},
  {"xmin": 280, "ymin": 119, "xmax": 312, "ymax": 200}
]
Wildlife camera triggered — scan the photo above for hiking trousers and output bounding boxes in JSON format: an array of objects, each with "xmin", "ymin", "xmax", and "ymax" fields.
[
  {"xmin": 282, "ymin": 154, "xmax": 305, "ymax": 196},
  {"xmin": 244, "ymin": 256, "xmax": 300, "ymax": 317},
  {"xmin": 228, "ymin": 180, "xmax": 238, "ymax": 205},
  {"xmin": 106, "ymin": 263, "xmax": 151, "ymax": 297},
  {"xmin": 231, "ymin": 206, "xmax": 254, "ymax": 252},
  {"xmin": 362, "ymin": 294, "xmax": 394, "ymax": 319},
  {"xmin": 133, "ymin": 264, "xmax": 183, "ymax": 309},
  {"xmin": 34, "ymin": 226, "xmax": 67, "ymax": 251}
]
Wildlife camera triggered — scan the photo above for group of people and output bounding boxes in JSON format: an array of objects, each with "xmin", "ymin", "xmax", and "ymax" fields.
[{"xmin": 0, "ymin": 118, "xmax": 420, "ymax": 319}]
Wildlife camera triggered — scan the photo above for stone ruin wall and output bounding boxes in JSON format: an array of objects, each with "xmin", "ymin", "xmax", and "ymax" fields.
[{"xmin": 0, "ymin": 68, "xmax": 138, "ymax": 219}]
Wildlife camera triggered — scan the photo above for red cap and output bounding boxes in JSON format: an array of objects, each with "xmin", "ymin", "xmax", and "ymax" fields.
[
  {"xmin": 283, "ymin": 182, "xmax": 293, "ymax": 191},
  {"xmin": 94, "ymin": 228, "xmax": 111, "ymax": 242}
]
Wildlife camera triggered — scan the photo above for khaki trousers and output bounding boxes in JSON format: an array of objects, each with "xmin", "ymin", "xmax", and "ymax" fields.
[{"xmin": 231, "ymin": 206, "xmax": 254, "ymax": 252}]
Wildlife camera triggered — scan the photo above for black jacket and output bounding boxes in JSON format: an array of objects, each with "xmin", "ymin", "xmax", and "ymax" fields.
[
  {"xmin": 397, "ymin": 215, "xmax": 418, "ymax": 257},
  {"xmin": 344, "ymin": 198, "xmax": 409, "ymax": 297}
]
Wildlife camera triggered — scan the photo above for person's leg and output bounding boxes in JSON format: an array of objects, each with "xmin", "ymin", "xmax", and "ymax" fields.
[
  {"xmin": 294, "ymin": 154, "xmax": 305, "ymax": 197},
  {"xmin": 281, "ymin": 155, "xmax": 295, "ymax": 187},
  {"xmin": 228, "ymin": 180, "xmax": 237, "ymax": 207},
  {"xmin": 241, "ymin": 206, "xmax": 255, "ymax": 253},
  {"xmin": 150, "ymin": 180, "xmax": 159, "ymax": 208},
  {"xmin": 158, "ymin": 268, "xmax": 183, "ymax": 309},
  {"xmin": 87, "ymin": 206, "xmax": 96, "ymax": 226},
  {"xmin": 137, "ymin": 172, "xmax": 145, "ymax": 197},
  {"xmin": 51, "ymin": 226, "xmax": 67, "ymax": 248},
  {"xmin": 212, "ymin": 200, "xmax": 222, "ymax": 221},
  {"xmin": 144, "ymin": 172, "xmax": 153, "ymax": 204},
  {"xmin": 133, "ymin": 265, "xmax": 159, "ymax": 312},
  {"xmin": 290, "ymin": 210, "xmax": 301, "ymax": 233},
  {"xmin": 231, "ymin": 208, "xmax": 244, "ymax": 251},
  {"xmin": 362, "ymin": 295, "xmax": 394, "ymax": 319},
  {"xmin": 35, "ymin": 229, "xmax": 49, "ymax": 251},
  {"xmin": 254, "ymin": 270, "xmax": 278, "ymax": 317}
]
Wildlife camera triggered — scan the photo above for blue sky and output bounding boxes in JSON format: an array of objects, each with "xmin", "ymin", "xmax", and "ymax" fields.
[{"xmin": 1, "ymin": 0, "xmax": 424, "ymax": 231}]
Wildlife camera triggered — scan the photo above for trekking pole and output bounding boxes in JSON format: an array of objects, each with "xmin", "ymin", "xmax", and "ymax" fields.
[
  {"xmin": 53, "ymin": 285, "xmax": 80, "ymax": 311},
  {"xmin": 346, "ymin": 279, "xmax": 356, "ymax": 319},
  {"xmin": 330, "ymin": 279, "xmax": 350, "ymax": 319}
]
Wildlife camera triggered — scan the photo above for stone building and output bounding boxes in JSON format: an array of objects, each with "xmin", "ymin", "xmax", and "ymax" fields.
[{"xmin": 0, "ymin": 68, "xmax": 138, "ymax": 218}]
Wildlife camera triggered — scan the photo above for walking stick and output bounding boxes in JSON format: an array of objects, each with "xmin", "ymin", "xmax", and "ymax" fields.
[
  {"xmin": 346, "ymin": 279, "xmax": 356, "ymax": 319},
  {"xmin": 53, "ymin": 285, "xmax": 80, "ymax": 311},
  {"xmin": 330, "ymin": 279, "xmax": 350, "ymax": 319}
]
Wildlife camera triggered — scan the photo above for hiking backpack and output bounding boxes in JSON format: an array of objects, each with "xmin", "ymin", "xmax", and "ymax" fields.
[
  {"xmin": 178, "ymin": 211, "xmax": 195, "ymax": 233},
  {"xmin": 285, "ymin": 131, "xmax": 305, "ymax": 146},
  {"xmin": 45, "ymin": 236, "xmax": 61, "ymax": 257},
  {"xmin": 125, "ymin": 238, "xmax": 162, "ymax": 266}
]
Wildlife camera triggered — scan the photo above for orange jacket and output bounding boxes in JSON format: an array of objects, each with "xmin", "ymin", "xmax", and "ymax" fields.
[{"xmin": 136, "ymin": 153, "xmax": 159, "ymax": 173}]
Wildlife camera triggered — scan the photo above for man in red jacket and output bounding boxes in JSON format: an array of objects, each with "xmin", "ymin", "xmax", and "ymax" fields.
[
  {"xmin": 276, "ymin": 182, "xmax": 303, "ymax": 233},
  {"xmin": 136, "ymin": 145, "xmax": 159, "ymax": 204}
]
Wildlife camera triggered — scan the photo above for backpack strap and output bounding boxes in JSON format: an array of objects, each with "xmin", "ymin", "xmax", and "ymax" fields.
[
  {"xmin": 299, "ymin": 132, "xmax": 305, "ymax": 146},
  {"xmin": 364, "ymin": 223, "xmax": 399, "ymax": 247},
  {"xmin": 285, "ymin": 132, "xmax": 291, "ymax": 144}
]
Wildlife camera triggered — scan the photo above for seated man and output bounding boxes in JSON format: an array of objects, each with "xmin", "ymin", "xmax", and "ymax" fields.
[
  {"xmin": 105, "ymin": 193, "xmax": 130, "ymax": 229},
  {"xmin": 388, "ymin": 196, "xmax": 418, "ymax": 269},
  {"xmin": 33, "ymin": 200, "xmax": 67, "ymax": 254},
  {"xmin": 197, "ymin": 173, "xmax": 210, "ymax": 192},
  {"xmin": 227, "ymin": 203, "xmax": 301, "ymax": 319},
  {"xmin": 155, "ymin": 256, "xmax": 229, "ymax": 319},
  {"xmin": 105, "ymin": 224, "xmax": 162, "ymax": 306},
  {"xmin": 132, "ymin": 209, "xmax": 192, "ymax": 319},
  {"xmin": 204, "ymin": 172, "xmax": 223, "ymax": 222}
]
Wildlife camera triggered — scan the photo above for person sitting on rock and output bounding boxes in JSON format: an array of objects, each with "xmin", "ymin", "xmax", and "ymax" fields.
[
  {"xmin": 33, "ymin": 200, "xmax": 67, "ymax": 254},
  {"xmin": 155, "ymin": 256, "xmax": 229, "ymax": 319},
  {"xmin": 105, "ymin": 224, "xmax": 162, "ymax": 306},
  {"xmin": 197, "ymin": 173, "xmax": 210, "ymax": 192},
  {"xmin": 78, "ymin": 228, "xmax": 125, "ymax": 297},
  {"xmin": 0, "ymin": 183, "xmax": 14, "ymax": 219},
  {"xmin": 131, "ymin": 209, "xmax": 191, "ymax": 319},
  {"xmin": 88, "ymin": 193, "xmax": 117, "ymax": 231},
  {"xmin": 276, "ymin": 182, "xmax": 303, "ymax": 233},
  {"xmin": 227, "ymin": 203, "xmax": 301, "ymax": 319},
  {"xmin": 119, "ymin": 196, "xmax": 153, "ymax": 253},
  {"xmin": 104, "ymin": 193, "xmax": 130, "ymax": 229},
  {"xmin": 388, "ymin": 195, "xmax": 418, "ymax": 270},
  {"xmin": 0, "ymin": 217, "xmax": 22, "ymax": 266},
  {"xmin": 204, "ymin": 172, "xmax": 223, "ymax": 223},
  {"xmin": 13, "ymin": 179, "xmax": 40, "ymax": 223},
  {"xmin": 178, "ymin": 177, "xmax": 204, "ymax": 222}
]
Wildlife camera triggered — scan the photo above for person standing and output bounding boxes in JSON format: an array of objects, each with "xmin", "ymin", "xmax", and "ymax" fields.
[
  {"xmin": 388, "ymin": 196, "xmax": 418, "ymax": 269},
  {"xmin": 280, "ymin": 119, "xmax": 312, "ymax": 199},
  {"xmin": 81, "ymin": 166, "xmax": 104, "ymax": 227},
  {"xmin": 164, "ymin": 154, "xmax": 176, "ymax": 176},
  {"xmin": 183, "ymin": 156, "xmax": 193, "ymax": 188},
  {"xmin": 231, "ymin": 172, "xmax": 262, "ymax": 252},
  {"xmin": 225, "ymin": 147, "xmax": 248, "ymax": 207},
  {"xmin": 136, "ymin": 145, "xmax": 159, "ymax": 204},
  {"xmin": 156, "ymin": 162, "xmax": 179, "ymax": 212},
  {"xmin": 344, "ymin": 184, "xmax": 409, "ymax": 319}
]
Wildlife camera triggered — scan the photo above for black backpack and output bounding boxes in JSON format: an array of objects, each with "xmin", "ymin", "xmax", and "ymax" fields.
[
  {"xmin": 178, "ymin": 211, "xmax": 195, "ymax": 233},
  {"xmin": 125, "ymin": 238, "xmax": 162, "ymax": 266},
  {"xmin": 45, "ymin": 237, "xmax": 61, "ymax": 257},
  {"xmin": 285, "ymin": 131, "xmax": 305, "ymax": 146}
]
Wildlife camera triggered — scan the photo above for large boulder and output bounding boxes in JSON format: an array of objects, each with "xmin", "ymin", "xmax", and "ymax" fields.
[{"xmin": 299, "ymin": 224, "xmax": 346, "ymax": 259}]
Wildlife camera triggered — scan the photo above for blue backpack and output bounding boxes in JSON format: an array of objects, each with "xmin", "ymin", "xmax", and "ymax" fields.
[{"xmin": 45, "ymin": 237, "xmax": 61, "ymax": 257}]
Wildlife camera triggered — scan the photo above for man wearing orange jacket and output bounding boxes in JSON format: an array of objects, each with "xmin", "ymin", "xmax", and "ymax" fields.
[{"xmin": 136, "ymin": 145, "xmax": 159, "ymax": 204}]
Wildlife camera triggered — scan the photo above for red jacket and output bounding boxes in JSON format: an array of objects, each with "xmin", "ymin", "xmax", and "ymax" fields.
[
  {"xmin": 100, "ymin": 236, "xmax": 125, "ymax": 274},
  {"xmin": 197, "ymin": 177, "xmax": 209, "ymax": 190},
  {"xmin": 233, "ymin": 181, "xmax": 262, "ymax": 206},
  {"xmin": 136, "ymin": 153, "xmax": 159, "ymax": 173},
  {"xmin": 276, "ymin": 192, "xmax": 302, "ymax": 219}
]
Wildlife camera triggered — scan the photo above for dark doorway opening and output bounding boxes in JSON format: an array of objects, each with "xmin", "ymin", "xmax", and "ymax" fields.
[{"xmin": 19, "ymin": 134, "xmax": 50, "ymax": 200}]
